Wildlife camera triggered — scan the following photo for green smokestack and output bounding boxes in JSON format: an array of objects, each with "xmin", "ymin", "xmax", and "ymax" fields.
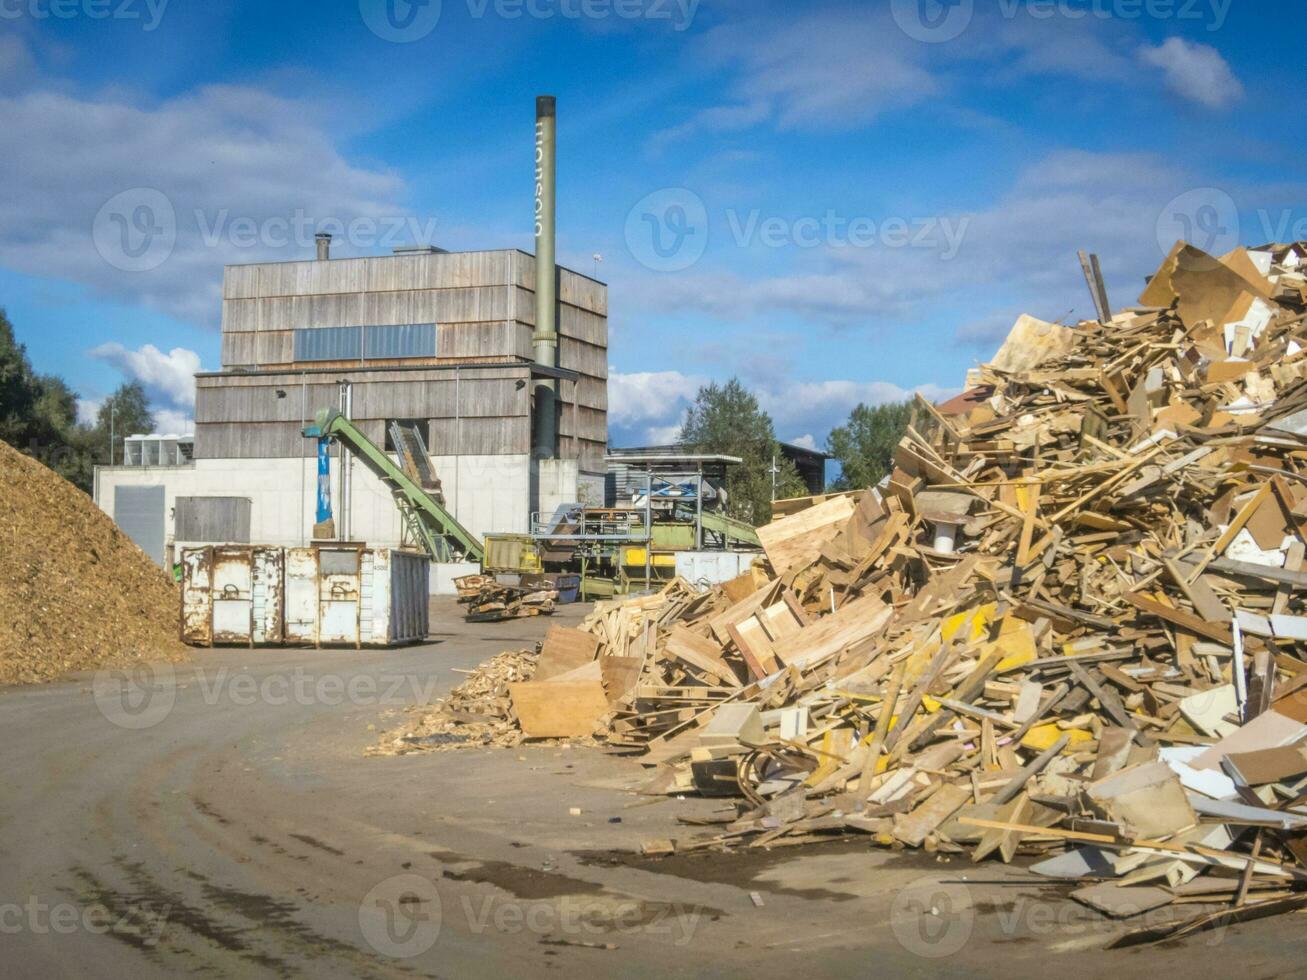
[{"xmin": 532, "ymin": 95, "xmax": 558, "ymax": 460}]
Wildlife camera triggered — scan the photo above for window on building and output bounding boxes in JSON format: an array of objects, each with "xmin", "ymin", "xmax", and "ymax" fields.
[
  {"xmin": 365, "ymin": 323, "xmax": 437, "ymax": 359},
  {"xmin": 294, "ymin": 325, "xmax": 361, "ymax": 361},
  {"xmin": 293, "ymin": 324, "xmax": 437, "ymax": 363}
]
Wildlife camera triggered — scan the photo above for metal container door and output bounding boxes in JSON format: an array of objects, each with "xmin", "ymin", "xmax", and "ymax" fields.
[
  {"xmin": 284, "ymin": 548, "xmax": 319, "ymax": 645},
  {"xmin": 318, "ymin": 548, "xmax": 361, "ymax": 647}
]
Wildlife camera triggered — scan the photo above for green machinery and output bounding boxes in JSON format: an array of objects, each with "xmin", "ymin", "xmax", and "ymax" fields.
[{"xmin": 303, "ymin": 409, "xmax": 484, "ymax": 564}]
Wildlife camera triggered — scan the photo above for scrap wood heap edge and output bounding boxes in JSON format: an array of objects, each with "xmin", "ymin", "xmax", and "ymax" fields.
[{"xmin": 391, "ymin": 239, "xmax": 1307, "ymax": 942}]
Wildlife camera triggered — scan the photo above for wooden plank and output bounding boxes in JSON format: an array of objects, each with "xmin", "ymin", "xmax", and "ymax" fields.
[
  {"xmin": 756, "ymin": 495, "xmax": 857, "ymax": 575},
  {"xmin": 509, "ymin": 681, "xmax": 609, "ymax": 738},
  {"xmin": 664, "ymin": 626, "xmax": 741, "ymax": 687},
  {"xmin": 533, "ymin": 626, "xmax": 600, "ymax": 681}
]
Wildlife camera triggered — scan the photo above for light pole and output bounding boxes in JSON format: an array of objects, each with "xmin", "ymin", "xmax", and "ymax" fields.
[{"xmin": 109, "ymin": 403, "xmax": 117, "ymax": 466}]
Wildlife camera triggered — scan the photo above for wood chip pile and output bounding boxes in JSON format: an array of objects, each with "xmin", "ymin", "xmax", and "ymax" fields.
[
  {"xmin": 0, "ymin": 438, "xmax": 187, "ymax": 685},
  {"xmin": 397, "ymin": 239, "xmax": 1307, "ymax": 943}
]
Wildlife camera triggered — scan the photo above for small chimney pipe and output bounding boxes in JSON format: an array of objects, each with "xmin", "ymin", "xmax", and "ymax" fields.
[
  {"xmin": 315, "ymin": 233, "xmax": 332, "ymax": 261},
  {"xmin": 532, "ymin": 95, "xmax": 558, "ymax": 460}
]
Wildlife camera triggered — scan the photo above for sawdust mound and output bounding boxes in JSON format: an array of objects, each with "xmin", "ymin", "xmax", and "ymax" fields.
[{"xmin": 0, "ymin": 438, "xmax": 187, "ymax": 685}]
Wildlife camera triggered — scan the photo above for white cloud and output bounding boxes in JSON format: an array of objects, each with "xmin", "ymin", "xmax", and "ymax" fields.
[
  {"xmin": 0, "ymin": 84, "xmax": 407, "ymax": 326},
  {"xmin": 1138, "ymin": 38, "xmax": 1243, "ymax": 109},
  {"xmin": 151, "ymin": 407, "xmax": 195, "ymax": 437},
  {"xmin": 608, "ymin": 369, "xmax": 709, "ymax": 427},
  {"xmin": 787, "ymin": 434, "xmax": 818, "ymax": 451},
  {"xmin": 76, "ymin": 396, "xmax": 101, "ymax": 427},
  {"xmin": 697, "ymin": 8, "xmax": 939, "ymax": 129},
  {"xmin": 89, "ymin": 343, "xmax": 202, "ymax": 409}
]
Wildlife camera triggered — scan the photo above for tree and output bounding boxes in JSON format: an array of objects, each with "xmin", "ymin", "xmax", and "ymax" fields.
[
  {"xmin": 0, "ymin": 309, "xmax": 41, "ymax": 446},
  {"xmin": 96, "ymin": 381, "xmax": 155, "ymax": 462},
  {"xmin": 679, "ymin": 378, "xmax": 806, "ymax": 526},
  {"xmin": 826, "ymin": 400, "xmax": 914, "ymax": 491}
]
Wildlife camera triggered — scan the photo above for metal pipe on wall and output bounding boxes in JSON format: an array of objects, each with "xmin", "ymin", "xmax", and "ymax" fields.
[{"xmin": 532, "ymin": 95, "xmax": 558, "ymax": 460}]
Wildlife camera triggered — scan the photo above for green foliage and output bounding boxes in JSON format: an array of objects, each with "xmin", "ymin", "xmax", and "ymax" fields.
[
  {"xmin": 826, "ymin": 400, "xmax": 914, "ymax": 491},
  {"xmin": 97, "ymin": 381, "xmax": 155, "ymax": 448},
  {"xmin": 0, "ymin": 309, "xmax": 41, "ymax": 447},
  {"xmin": 0, "ymin": 308, "xmax": 158, "ymax": 493},
  {"xmin": 678, "ymin": 378, "xmax": 806, "ymax": 526}
]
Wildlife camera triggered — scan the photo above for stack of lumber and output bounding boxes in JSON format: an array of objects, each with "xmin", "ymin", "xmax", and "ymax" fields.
[
  {"xmin": 454, "ymin": 576, "xmax": 557, "ymax": 622},
  {"xmin": 411, "ymin": 238, "xmax": 1307, "ymax": 942}
]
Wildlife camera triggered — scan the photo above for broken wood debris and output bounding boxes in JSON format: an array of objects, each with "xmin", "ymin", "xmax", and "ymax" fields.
[{"xmin": 397, "ymin": 238, "xmax": 1307, "ymax": 942}]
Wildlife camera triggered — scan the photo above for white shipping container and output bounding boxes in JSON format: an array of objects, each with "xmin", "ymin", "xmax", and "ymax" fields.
[
  {"xmin": 181, "ymin": 546, "xmax": 285, "ymax": 646},
  {"xmin": 284, "ymin": 546, "xmax": 430, "ymax": 648},
  {"xmin": 182, "ymin": 545, "xmax": 429, "ymax": 648},
  {"xmin": 674, "ymin": 551, "xmax": 762, "ymax": 590}
]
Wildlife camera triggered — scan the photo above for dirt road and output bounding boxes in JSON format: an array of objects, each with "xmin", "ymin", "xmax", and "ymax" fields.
[{"xmin": 2, "ymin": 600, "xmax": 1303, "ymax": 977}]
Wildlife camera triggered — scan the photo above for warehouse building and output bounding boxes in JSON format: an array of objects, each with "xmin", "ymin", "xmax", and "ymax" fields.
[{"xmin": 94, "ymin": 240, "xmax": 608, "ymax": 568}]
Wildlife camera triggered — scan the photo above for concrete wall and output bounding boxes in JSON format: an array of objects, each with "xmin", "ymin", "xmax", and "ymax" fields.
[{"xmin": 94, "ymin": 453, "xmax": 531, "ymax": 559}]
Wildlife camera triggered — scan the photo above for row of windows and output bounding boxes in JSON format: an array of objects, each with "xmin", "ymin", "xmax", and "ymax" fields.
[{"xmin": 293, "ymin": 324, "xmax": 437, "ymax": 362}]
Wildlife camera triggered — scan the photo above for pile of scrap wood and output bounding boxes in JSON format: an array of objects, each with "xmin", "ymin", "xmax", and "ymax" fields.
[
  {"xmin": 407, "ymin": 238, "xmax": 1307, "ymax": 942},
  {"xmin": 454, "ymin": 575, "xmax": 557, "ymax": 622},
  {"xmin": 372, "ymin": 649, "xmax": 542, "ymax": 752}
]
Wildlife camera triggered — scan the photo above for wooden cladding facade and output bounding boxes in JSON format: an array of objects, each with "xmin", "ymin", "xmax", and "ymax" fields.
[{"xmin": 199, "ymin": 250, "xmax": 608, "ymax": 470}]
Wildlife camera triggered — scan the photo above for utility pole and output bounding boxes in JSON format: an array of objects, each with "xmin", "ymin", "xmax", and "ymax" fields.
[{"xmin": 109, "ymin": 403, "xmax": 117, "ymax": 466}]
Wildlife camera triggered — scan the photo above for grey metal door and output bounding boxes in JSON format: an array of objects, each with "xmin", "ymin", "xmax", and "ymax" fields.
[{"xmin": 114, "ymin": 486, "xmax": 166, "ymax": 565}]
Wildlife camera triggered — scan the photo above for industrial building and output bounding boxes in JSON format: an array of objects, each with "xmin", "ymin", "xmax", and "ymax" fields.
[{"xmin": 94, "ymin": 98, "xmax": 609, "ymax": 581}]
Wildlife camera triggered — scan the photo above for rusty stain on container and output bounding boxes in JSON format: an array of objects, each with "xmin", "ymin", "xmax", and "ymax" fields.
[
  {"xmin": 182, "ymin": 545, "xmax": 428, "ymax": 649},
  {"xmin": 179, "ymin": 546, "xmax": 284, "ymax": 646}
]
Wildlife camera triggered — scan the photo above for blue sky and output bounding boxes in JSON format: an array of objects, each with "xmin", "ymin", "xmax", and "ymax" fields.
[{"xmin": 1, "ymin": 0, "xmax": 1303, "ymax": 444}]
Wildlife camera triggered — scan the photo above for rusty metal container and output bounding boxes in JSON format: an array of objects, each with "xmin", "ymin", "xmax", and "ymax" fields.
[
  {"xmin": 182, "ymin": 545, "xmax": 428, "ymax": 648},
  {"xmin": 180, "ymin": 546, "xmax": 285, "ymax": 646},
  {"xmin": 284, "ymin": 546, "xmax": 429, "ymax": 648}
]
